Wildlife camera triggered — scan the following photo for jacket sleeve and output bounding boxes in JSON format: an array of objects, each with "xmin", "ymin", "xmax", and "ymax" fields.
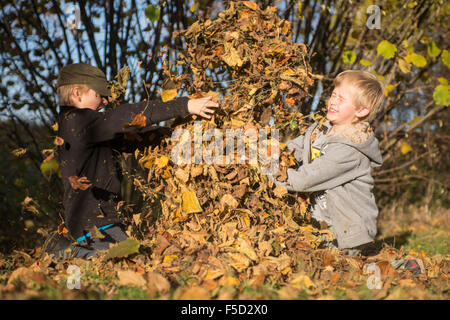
[
  {"xmin": 284, "ymin": 143, "xmax": 361, "ymax": 192},
  {"xmin": 84, "ymin": 97, "xmax": 190, "ymax": 144}
]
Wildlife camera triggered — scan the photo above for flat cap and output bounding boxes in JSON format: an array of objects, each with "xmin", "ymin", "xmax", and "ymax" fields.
[{"xmin": 56, "ymin": 63, "xmax": 110, "ymax": 97}]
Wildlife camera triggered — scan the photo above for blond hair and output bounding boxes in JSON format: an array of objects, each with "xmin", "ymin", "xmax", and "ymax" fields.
[
  {"xmin": 334, "ymin": 70, "xmax": 385, "ymax": 122},
  {"xmin": 57, "ymin": 84, "xmax": 90, "ymax": 106}
]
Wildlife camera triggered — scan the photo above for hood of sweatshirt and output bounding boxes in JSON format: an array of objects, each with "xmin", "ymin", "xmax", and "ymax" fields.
[{"xmin": 322, "ymin": 122, "xmax": 383, "ymax": 168}]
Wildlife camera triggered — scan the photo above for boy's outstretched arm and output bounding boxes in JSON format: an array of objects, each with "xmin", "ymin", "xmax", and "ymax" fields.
[
  {"xmin": 85, "ymin": 96, "xmax": 218, "ymax": 144},
  {"xmin": 274, "ymin": 143, "xmax": 361, "ymax": 193}
]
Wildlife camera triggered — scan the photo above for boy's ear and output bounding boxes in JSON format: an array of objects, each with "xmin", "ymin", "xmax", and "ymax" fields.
[
  {"xmin": 72, "ymin": 86, "xmax": 82, "ymax": 102},
  {"xmin": 356, "ymin": 106, "xmax": 370, "ymax": 119}
]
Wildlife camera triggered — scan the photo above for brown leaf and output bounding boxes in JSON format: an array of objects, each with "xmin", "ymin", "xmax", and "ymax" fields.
[
  {"xmin": 146, "ymin": 272, "xmax": 171, "ymax": 294},
  {"xmin": 8, "ymin": 267, "xmax": 47, "ymax": 285},
  {"xmin": 68, "ymin": 176, "xmax": 92, "ymax": 190},
  {"xmin": 53, "ymin": 136, "xmax": 64, "ymax": 146},
  {"xmin": 179, "ymin": 286, "xmax": 210, "ymax": 300},
  {"xmin": 124, "ymin": 113, "xmax": 147, "ymax": 129},
  {"xmin": 273, "ymin": 185, "xmax": 288, "ymax": 198},
  {"xmin": 117, "ymin": 270, "xmax": 147, "ymax": 288},
  {"xmin": 88, "ymin": 225, "xmax": 105, "ymax": 240},
  {"xmin": 242, "ymin": 1, "xmax": 259, "ymax": 11},
  {"xmin": 181, "ymin": 189, "xmax": 203, "ymax": 214}
]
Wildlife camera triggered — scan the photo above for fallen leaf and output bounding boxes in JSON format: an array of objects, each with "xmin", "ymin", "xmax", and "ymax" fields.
[
  {"xmin": 273, "ymin": 185, "xmax": 288, "ymax": 198},
  {"xmin": 155, "ymin": 156, "xmax": 169, "ymax": 168},
  {"xmin": 146, "ymin": 272, "xmax": 171, "ymax": 294},
  {"xmin": 117, "ymin": 270, "xmax": 146, "ymax": 288},
  {"xmin": 179, "ymin": 286, "xmax": 210, "ymax": 300},
  {"xmin": 218, "ymin": 275, "xmax": 240, "ymax": 287},
  {"xmin": 181, "ymin": 189, "xmax": 203, "ymax": 214}
]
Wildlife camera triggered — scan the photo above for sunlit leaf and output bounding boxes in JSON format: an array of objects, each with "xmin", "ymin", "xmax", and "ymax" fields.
[
  {"xmin": 433, "ymin": 84, "xmax": 450, "ymax": 106},
  {"xmin": 161, "ymin": 89, "xmax": 178, "ymax": 102},
  {"xmin": 104, "ymin": 238, "xmax": 140, "ymax": 260},
  {"xmin": 397, "ymin": 58, "xmax": 411, "ymax": 74},
  {"xmin": 400, "ymin": 142, "xmax": 412, "ymax": 155},
  {"xmin": 442, "ymin": 49, "xmax": 450, "ymax": 68},
  {"xmin": 342, "ymin": 51, "xmax": 356, "ymax": 64},
  {"xmin": 377, "ymin": 40, "xmax": 397, "ymax": 59},
  {"xmin": 427, "ymin": 41, "xmax": 441, "ymax": 58},
  {"xmin": 242, "ymin": 1, "xmax": 258, "ymax": 10},
  {"xmin": 405, "ymin": 53, "xmax": 427, "ymax": 67},
  {"xmin": 155, "ymin": 156, "xmax": 169, "ymax": 168},
  {"xmin": 181, "ymin": 189, "xmax": 202, "ymax": 214}
]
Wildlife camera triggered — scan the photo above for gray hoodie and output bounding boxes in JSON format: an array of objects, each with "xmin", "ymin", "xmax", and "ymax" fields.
[{"xmin": 276, "ymin": 122, "xmax": 382, "ymax": 249}]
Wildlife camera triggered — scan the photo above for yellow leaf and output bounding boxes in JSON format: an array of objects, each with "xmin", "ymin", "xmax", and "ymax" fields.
[
  {"xmin": 220, "ymin": 194, "xmax": 239, "ymax": 211},
  {"xmin": 162, "ymin": 254, "xmax": 178, "ymax": 263},
  {"xmin": 138, "ymin": 155, "xmax": 154, "ymax": 169},
  {"xmin": 51, "ymin": 122, "xmax": 58, "ymax": 132},
  {"xmin": 161, "ymin": 89, "xmax": 178, "ymax": 102},
  {"xmin": 242, "ymin": 1, "xmax": 258, "ymax": 11},
  {"xmin": 400, "ymin": 142, "xmax": 412, "ymax": 155},
  {"xmin": 311, "ymin": 147, "xmax": 321, "ymax": 160},
  {"xmin": 241, "ymin": 213, "xmax": 250, "ymax": 227},
  {"xmin": 273, "ymin": 185, "xmax": 288, "ymax": 198},
  {"xmin": 397, "ymin": 58, "xmax": 411, "ymax": 74},
  {"xmin": 231, "ymin": 118, "xmax": 245, "ymax": 129},
  {"xmin": 181, "ymin": 189, "xmax": 202, "ymax": 214},
  {"xmin": 155, "ymin": 156, "xmax": 169, "ymax": 168},
  {"xmin": 290, "ymin": 273, "xmax": 315, "ymax": 290},
  {"xmin": 221, "ymin": 42, "xmax": 243, "ymax": 67},
  {"xmin": 11, "ymin": 148, "xmax": 27, "ymax": 157},
  {"xmin": 218, "ymin": 275, "xmax": 241, "ymax": 287}
]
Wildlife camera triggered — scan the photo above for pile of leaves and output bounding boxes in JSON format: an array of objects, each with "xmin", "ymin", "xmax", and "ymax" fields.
[
  {"xmin": 125, "ymin": 0, "xmax": 323, "ymax": 287},
  {"xmin": 1, "ymin": 2, "xmax": 448, "ymax": 300}
]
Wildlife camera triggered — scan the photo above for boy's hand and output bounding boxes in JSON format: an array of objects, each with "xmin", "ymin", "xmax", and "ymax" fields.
[{"xmin": 188, "ymin": 96, "xmax": 219, "ymax": 119}]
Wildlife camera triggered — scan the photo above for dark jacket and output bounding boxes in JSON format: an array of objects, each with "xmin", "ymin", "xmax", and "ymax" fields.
[{"xmin": 57, "ymin": 97, "xmax": 190, "ymax": 239}]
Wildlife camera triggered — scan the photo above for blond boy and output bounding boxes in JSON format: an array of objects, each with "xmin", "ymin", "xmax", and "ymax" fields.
[{"xmin": 273, "ymin": 70, "xmax": 385, "ymax": 255}]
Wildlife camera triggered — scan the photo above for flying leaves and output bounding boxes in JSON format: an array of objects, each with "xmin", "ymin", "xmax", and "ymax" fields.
[{"xmin": 123, "ymin": 113, "xmax": 147, "ymax": 130}]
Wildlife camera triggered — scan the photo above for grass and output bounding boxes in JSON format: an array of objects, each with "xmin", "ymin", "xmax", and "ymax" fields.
[{"xmin": 403, "ymin": 228, "xmax": 449, "ymax": 256}]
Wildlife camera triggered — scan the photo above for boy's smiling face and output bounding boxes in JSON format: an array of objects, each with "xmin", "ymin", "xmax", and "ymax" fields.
[{"xmin": 326, "ymin": 83, "xmax": 369, "ymax": 126}]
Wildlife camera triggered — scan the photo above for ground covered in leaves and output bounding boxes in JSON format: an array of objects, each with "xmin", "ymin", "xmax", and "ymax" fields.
[{"xmin": 0, "ymin": 213, "xmax": 448, "ymax": 300}]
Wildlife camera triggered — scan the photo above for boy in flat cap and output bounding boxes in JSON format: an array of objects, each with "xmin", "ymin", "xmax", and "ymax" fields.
[{"xmin": 44, "ymin": 63, "xmax": 218, "ymax": 259}]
